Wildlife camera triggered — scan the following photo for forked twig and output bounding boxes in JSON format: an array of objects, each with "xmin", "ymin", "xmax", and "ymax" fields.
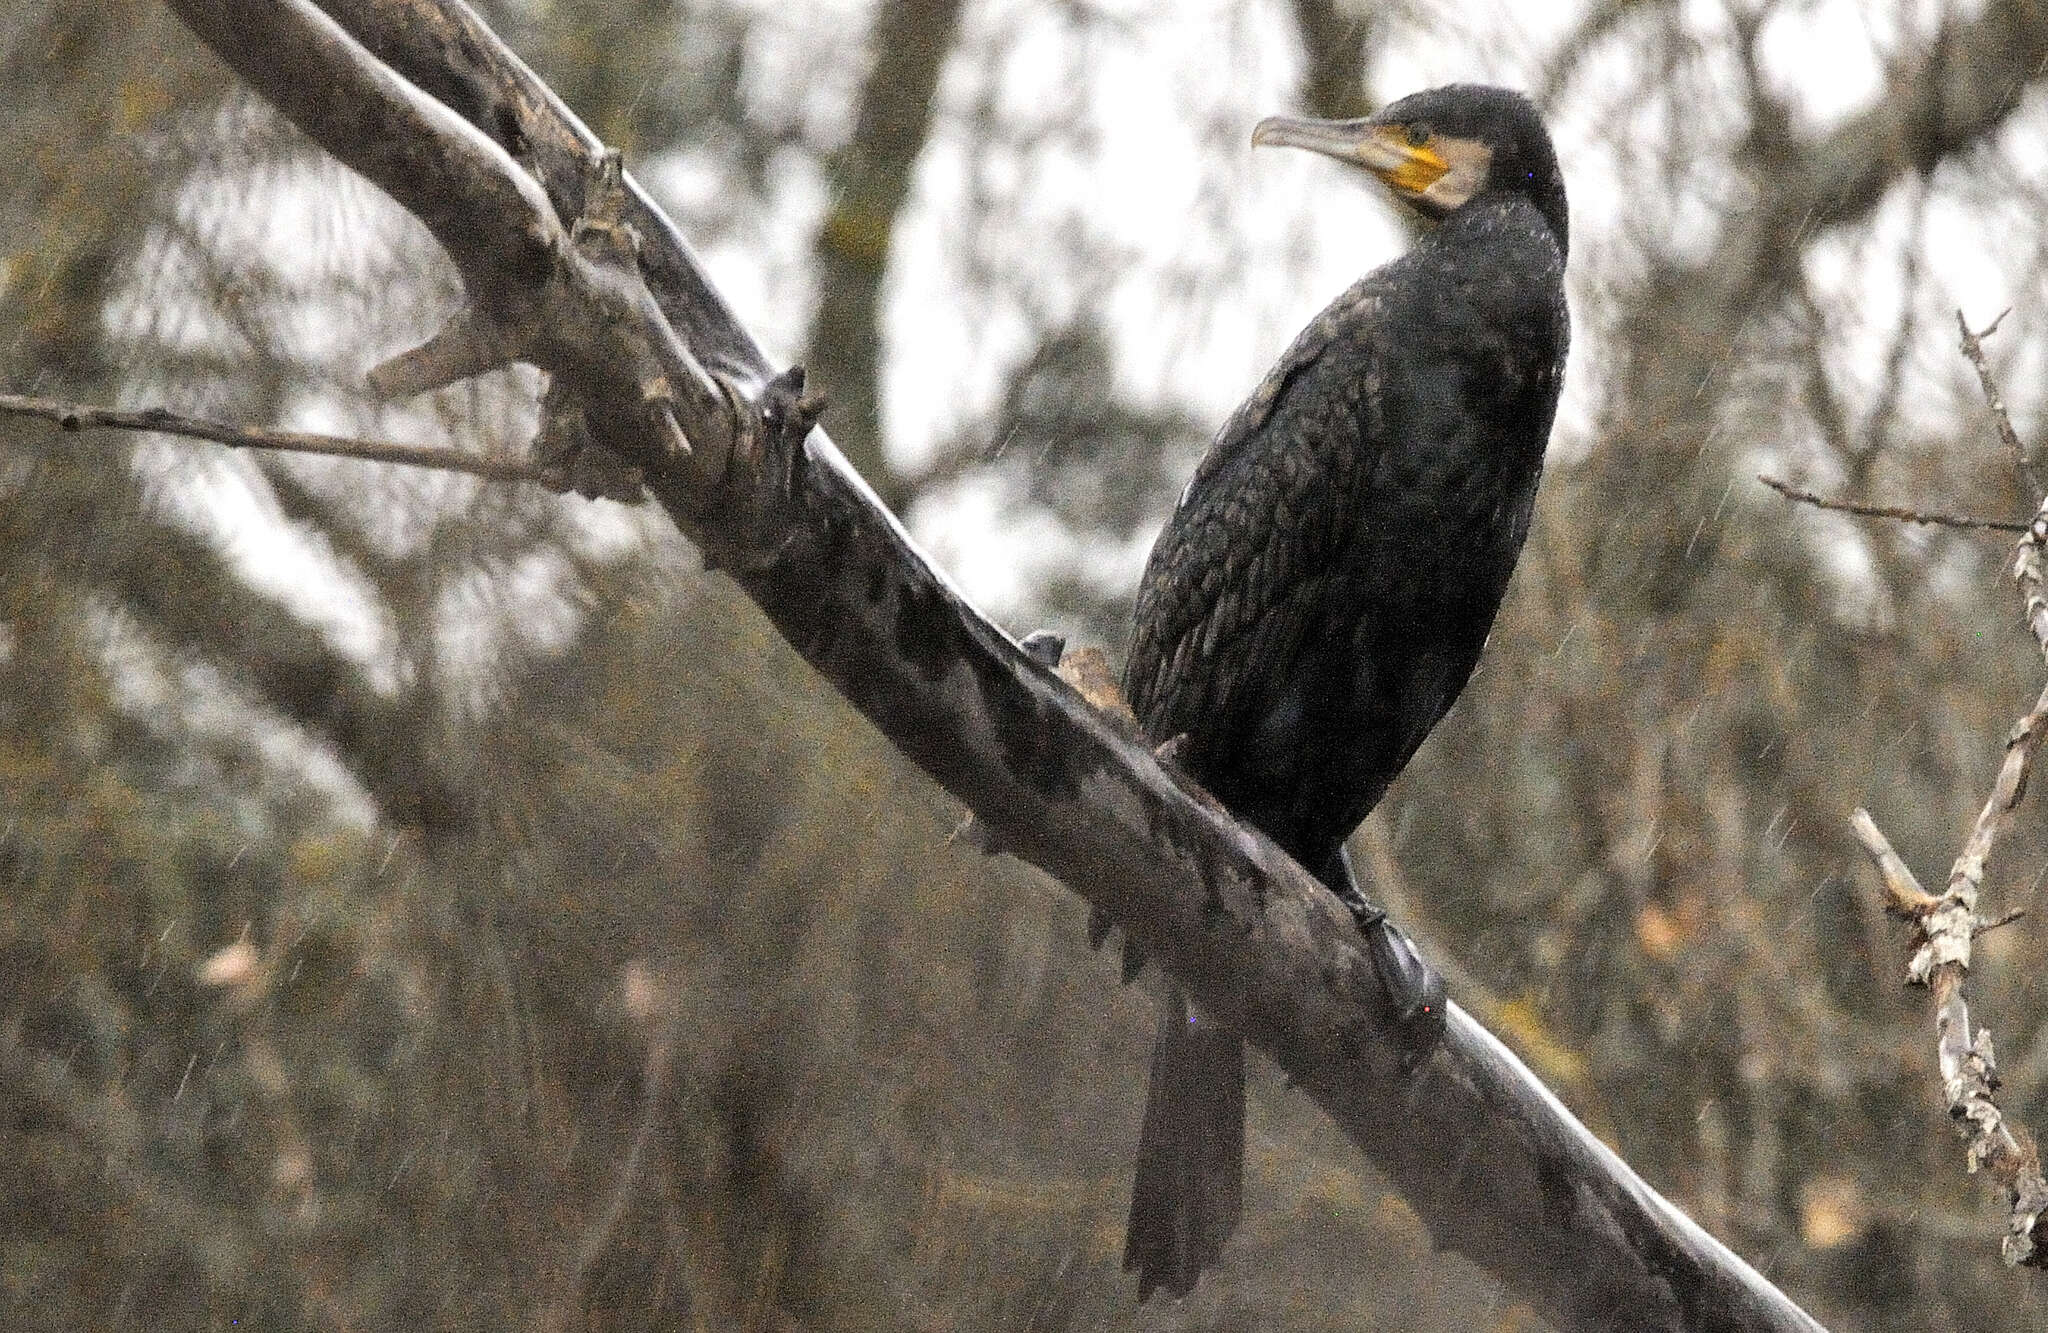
[{"xmin": 1958, "ymin": 309, "xmax": 2044, "ymax": 500}]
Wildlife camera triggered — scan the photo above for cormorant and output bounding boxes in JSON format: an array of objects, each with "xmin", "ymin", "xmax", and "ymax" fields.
[{"xmin": 1119, "ymin": 83, "xmax": 1569, "ymax": 1300}]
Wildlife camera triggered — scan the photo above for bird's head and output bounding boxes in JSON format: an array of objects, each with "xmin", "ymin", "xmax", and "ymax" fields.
[{"xmin": 1252, "ymin": 83, "xmax": 1566, "ymax": 256}]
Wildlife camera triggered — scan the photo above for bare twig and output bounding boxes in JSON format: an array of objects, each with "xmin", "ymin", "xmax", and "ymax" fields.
[
  {"xmin": 1848, "ymin": 809, "xmax": 1936, "ymax": 916},
  {"xmin": 1977, "ymin": 906, "xmax": 2029, "ymax": 939},
  {"xmin": 1756, "ymin": 474, "xmax": 2026, "ymax": 533},
  {"xmin": 1958, "ymin": 309, "xmax": 2044, "ymax": 501},
  {"xmin": 0, "ymin": 390, "xmax": 568, "ymax": 488},
  {"xmin": 1952, "ymin": 675, "xmax": 2048, "ymax": 913}
]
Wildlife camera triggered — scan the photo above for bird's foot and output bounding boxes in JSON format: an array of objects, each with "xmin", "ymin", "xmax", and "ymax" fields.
[{"xmin": 1339, "ymin": 891, "xmax": 1446, "ymax": 1068}]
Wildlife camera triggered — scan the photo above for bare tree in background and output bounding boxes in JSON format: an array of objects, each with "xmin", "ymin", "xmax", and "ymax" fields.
[{"xmin": 7, "ymin": 1, "xmax": 2048, "ymax": 1330}]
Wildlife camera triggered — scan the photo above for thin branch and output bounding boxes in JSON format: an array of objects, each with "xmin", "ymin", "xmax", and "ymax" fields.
[
  {"xmin": 0, "ymin": 391, "xmax": 566, "ymax": 488},
  {"xmin": 1957, "ymin": 308, "xmax": 2044, "ymax": 501},
  {"xmin": 1848, "ymin": 809, "xmax": 1936, "ymax": 916},
  {"xmin": 1977, "ymin": 905, "xmax": 2029, "ymax": 939},
  {"xmin": 1950, "ymin": 674, "xmax": 2048, "ymax": 917},
  {"xmin": 1846, "ymin": 387, "xmax": 2048, "ymax": 1273},
  {"xmin": 1756, "ymin": 474, "xmax": 2026, "ymax": 532}
]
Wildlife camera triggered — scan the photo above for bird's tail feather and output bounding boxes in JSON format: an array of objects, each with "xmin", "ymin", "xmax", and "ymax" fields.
[{"xmin": 1122, "ymin": 986, "xmax": 1244, "ymax": 1300}]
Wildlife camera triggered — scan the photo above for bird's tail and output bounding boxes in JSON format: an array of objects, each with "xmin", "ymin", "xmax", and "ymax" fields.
[{"xmin": 1122, "ymin": 985, "xmax": 1244, "ymax": 1300}]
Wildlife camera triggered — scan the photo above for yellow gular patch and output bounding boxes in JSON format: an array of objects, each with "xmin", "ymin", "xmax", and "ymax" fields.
[{"xmin": 1368, "ymin": 126, "xmax": 1450, "ymax": 194}]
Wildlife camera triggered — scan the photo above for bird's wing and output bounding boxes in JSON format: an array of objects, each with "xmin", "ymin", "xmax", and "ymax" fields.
[
  {"xmin": 1124, "ymin": 280, "xmax": 1388, "ymax": 743},
  {"xmin": 1186, "ymin": 278, "xmax": 1379, "ymax": 497}
]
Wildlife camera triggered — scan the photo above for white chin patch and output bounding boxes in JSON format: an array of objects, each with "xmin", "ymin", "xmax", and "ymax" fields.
[{"xmin": 1419, "ymin": 139, "xmax": 1492, "ymax": 212}]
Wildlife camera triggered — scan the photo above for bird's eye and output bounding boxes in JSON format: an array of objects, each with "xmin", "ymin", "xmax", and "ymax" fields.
[{"xmin": 1405, "ymin": 122, "xmax": 1431, "ymax": 148}]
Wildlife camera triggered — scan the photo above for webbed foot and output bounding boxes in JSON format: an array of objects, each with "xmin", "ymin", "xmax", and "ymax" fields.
[{"xmin": 1329, "ymin": 848, "xmax": 1446, "ymax": 1066}]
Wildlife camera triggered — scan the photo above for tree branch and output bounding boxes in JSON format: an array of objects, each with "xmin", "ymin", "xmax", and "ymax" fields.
[
  {"xmin": 140, "ymin": 2, "xmax": 1828, "ymax": 1328},
  {"xmin": 1957, "ymin": 309, "xmax": 2043, "ymax": 501},
  {"xmin": 1756, "ymin": 473, "xmax": 2027, "ymax": 533},
  {"xmin": 1288, "ymin": 0, "xmax": 1377, "ymax": 119},
  {"xmin": 1790, "ymin": 11, "xmax": 2048, "ymax": 235},
  {"xmin": 0, "ymin": 391, "xmax": 564, "ymax": 488},
  {"xmin": 1852, "ymin": 795, "xmax": 2048, "ymax": 1270},
  {"xmin": 165, "ymin": 0, "xmax": 738, "ymax": 497},
  {"xmin": 1848, "ymin": 328, "xmax": 2048, "ymax": 1271}
]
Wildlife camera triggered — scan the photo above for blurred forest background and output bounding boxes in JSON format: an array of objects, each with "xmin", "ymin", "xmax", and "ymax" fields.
[{"xmin": 7, "ymin": 0, "xmax": 2048, "ymax": 1328}]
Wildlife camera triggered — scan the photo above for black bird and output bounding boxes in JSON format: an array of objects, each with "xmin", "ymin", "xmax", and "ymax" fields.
[{"xmin": 1119, "ymin": 83, "xmax": 1569, "ymax": 1300}]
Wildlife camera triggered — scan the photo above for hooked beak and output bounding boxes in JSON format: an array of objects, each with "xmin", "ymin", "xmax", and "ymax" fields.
[{"xmin": 1251, "ymin": 115, "xmax": 1449, "ymax": 196}]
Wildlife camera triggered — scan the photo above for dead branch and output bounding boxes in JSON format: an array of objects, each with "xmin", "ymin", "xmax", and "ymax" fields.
[
  {"xmin": 1757, "ymin": 473, "xmax": 2027, "ymax": 533},
  {"xmin": 1849, "ymin": 329, "xmax": 2048, "ymax": 1271},
  {"xmin": 1851, "ymin": 801, "xmax": 2048, "ymax": 1269},
  {"xmin": 165, "ymin": 0, "xmax": 738, "ymax": 498},
  {"xmin": 125, "ymin": 2, "xmax": 1830, "ymax": 1328}
]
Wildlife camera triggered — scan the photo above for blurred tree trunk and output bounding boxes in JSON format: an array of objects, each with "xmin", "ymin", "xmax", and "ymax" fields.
[
  {"xmin": 806, "ymin": 0, "xmax": 963, "ymax": 505},
  {"xmin": 1289, "ymin": 0, "xmax": 1377, "ymax": 119}
]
